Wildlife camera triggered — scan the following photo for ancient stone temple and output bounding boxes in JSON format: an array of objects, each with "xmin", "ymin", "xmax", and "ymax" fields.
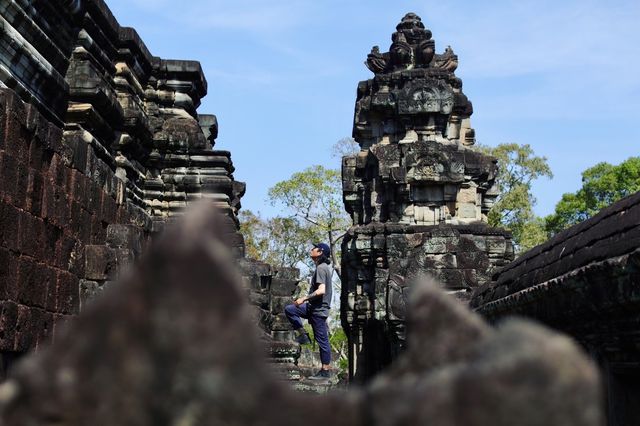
[
  {"xmin": 0, "ymin": 0, "xmax": 291, "ymax": 379},
  {"xmin": 0, "ymin": 3, "xmax": 615, "ymax": 423},
  {"xmin": 340, "ymin": 13, "xmax": 514, "ymax": 381}
]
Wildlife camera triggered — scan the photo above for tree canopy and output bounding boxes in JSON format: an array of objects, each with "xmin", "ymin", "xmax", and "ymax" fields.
[
  {"xmin": 545, "ymin": 157, "xmax": 640, "ymax": 235},
  {"xmin": 239, "ymin": 211, "xmax": 317, "ymax": 269},
  {"xmin": 241, "ymin": 165, "xmax": 351, "ymax": 277},
  {"xmin": 267, "ymin": 165, "xmax": 350, "ymax": 273},
  {"xmin": 481, "ymin": 143, "xmax": 553, "ymax": 252}
]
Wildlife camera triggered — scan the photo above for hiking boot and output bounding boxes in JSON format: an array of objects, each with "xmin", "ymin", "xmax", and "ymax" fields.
[
  {"xmin": 295, "ymin": 333, "xmax": 311, "ymax": 345},
  {"xmin": 309, "ymin": 369, "xmax": 331, "ymax": 380}
]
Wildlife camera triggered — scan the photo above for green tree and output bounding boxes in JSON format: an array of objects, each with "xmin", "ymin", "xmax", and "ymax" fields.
[
  {"xmin": 239, "ymin": 210, "xmax": 316, "ymax": 269},
  {"xmin": 268, "ymin": 165, "xmax": 351, "ymax": 278},
  {"xmin": 546, "ymin": 157, "xmax": 640, "ymax": 235},
  {"xmin": 480, "ymin": 143, "xmax": 553, "ymax": 253},
  {"xmin": 328, "ymin": 326, "xmax": 349, "ymax": 373},
  {"xmin": 331, "ymin": 137, "xmax": 360, "ymax": 159},
  {"xmin": 242, "ymin": 138, "xmax": 358, "ymax": 272},
  {"xmin": 239, "ymin": 210, "xmax": 269, "ymax": 261}
]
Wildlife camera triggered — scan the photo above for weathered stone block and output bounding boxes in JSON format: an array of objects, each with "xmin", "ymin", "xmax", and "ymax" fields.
[
  {"xmin": 84, "ymin": 245, "xmax": 117, "ymax": 281},
  {"xmin": 25, "ymin": 169, "xmax": 44, "ymax": 215},
  {"xmin": 12, "ymin": 156, "xmax": 30, "ymax": 210},
  {"xmin": 270, "ymin": 278, "xmax": 299, "ymax": 297},
  {"xmin": 0, "ymin": 152, "xmax": 18, "ymax": 205},
  {"xmin": 100, "ymin": 192, "xmax": 118, "ymax": 224},
  {"xmin": 272, "ymin": 313, "xmax": 295, "ymax": 331},
  {"xmin": 42, "ymin": 184, "xmax": 70, "ymax": 228},
  {"xmin": 17, "ymin": 211, "xmax": 46, "ymax": 259},
  {"xmin": 63, "ymin": 132, "xmax": 89, "ymax": 173},
  {"xmin": 457, "ymin": 248, "xmax": 490, "ymax": 271},
  {"xmin": 412, "ymin": 185, "xmax": 444, "ymax": 202},
  {"xmin": 106, "ymin": 224, "xmax": 144, "ymax": 257},
  {"xmin": 114, "ymin": 248, "xmax": 134, "ymax": 273},
  {"xmin": 0, "ymin": 202, "xmax": 20, "ymax": 252},
  {"xmin": 0, "ymin": 249, "xmax": 18, "ymax": 301},
  {"xmin": 0, "ymin": 301, "xmax": 18, "ymax": 351},
  {"xmin": 486, "ymin": 237, "xmax": 507, "ymax": 254},
  {"xmin": 17, "ymin": 258, "xmax": 55, "ymax": 309},
  {"xmin": 46, "ymin": 153, "xmax": 67, "ymax": 188},
  {"xmin": 54, "ymin": 234, "xmax": 76, "ymax": 271},
  {"xmin": 34, "ymin": 309, "xmax": 54, "ymax": 349},
  {"xmin": 271, "ymin": 296, "xmax": 293, "ymax": 314},
  {"xmin": 79, "ymin": 279, "xmax": 101, "ymax": 311},
  {"xmin": 421, "ymin": 237, "xmax": 448, "ymax": 253},
  {"xmin": 55, "ymin": 271, "xmax": 79, "ymax": 315},
  {"xmin": 13, "ymin": 305, "xmax": 35, "ymax": 352},
  {"xmin": 457, "ymin": 202, "xmax": 477, "ymax": 219},
  {"xmin": 3, "ymin": 109, "xmax": 30, "ymax": 161},
  {"xmin": 457, "ymin": 185, "xmax": 477, "ymax": 204},
  {"xmin": 274, "ymin": 267, "xmax": 299, "ymax": 280},
  {"xmin": 424, "ymin": 253, "xmax": 457, "ymax": 269},
  {"xmin": 415, "ymin": 205, "xmax": 438, "ymax": 224},
  {"xmin": 248, "ymin": 291, "xmax": 269, "ymax": 309},
  {"xmin": 89, "ymin": 214, "xmax": 106, "ymax": 245}
]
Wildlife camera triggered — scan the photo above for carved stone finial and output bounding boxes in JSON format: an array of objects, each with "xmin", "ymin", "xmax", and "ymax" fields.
[
  {"xmin": 434, "ymin": 45, "xmax": 458, "ymax": 72},
  {"xmin": 366, "ymin": 46, "xmax": 388, "ymax": 74},
  {"xmin": 365, "ymin": 13, "xmax": 443, "ymax": 74},
  {"xmin": 390, "ymin": 33, "xmax": 413, "ymax": 70},
  {"xmin": 396, "ymin": 13, "xmax": 432, "ymax": 44}
]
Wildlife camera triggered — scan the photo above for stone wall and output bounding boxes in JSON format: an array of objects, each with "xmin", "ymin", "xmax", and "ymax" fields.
[
  {"xmin": 0, "ymin": 88, "xmax": 148, "ymax": 378},
  {"xmin": 0, "ymin": 0, "xmax": 80, "ymax": 125},
  {"xmin": 0, "ymin": 0, "xmax": 264, "ymax": 379},
  {"xmin": 340, "ymin": 13, "xmax": 513, "ymax": 382},
  {"xmin": 472, "ymin": 190, "xmax": 640, "ymax": 425}
]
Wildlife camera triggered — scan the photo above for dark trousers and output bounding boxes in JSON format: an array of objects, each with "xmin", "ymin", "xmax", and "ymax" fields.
[{"xmin": 284, "ymin": 303, "xmax": 331, "ymax": 365}]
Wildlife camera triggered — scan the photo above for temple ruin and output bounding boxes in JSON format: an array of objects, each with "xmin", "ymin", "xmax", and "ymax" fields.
[
  {"xmin": 0, "ymin": 0, "xmax": 301, "ymax": 380},
  {"xmin": 340, "ymin": 13, "xmax": 513, "ymax": 380},
  {"xmin": 0, "ymin": 2, "xmax": 636, "ymax": 424}
]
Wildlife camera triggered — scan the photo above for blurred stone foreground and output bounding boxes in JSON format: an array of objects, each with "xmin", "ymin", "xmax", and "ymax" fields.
[{"xmin": 0, "ymin": 203, "xmax": 602, "ymax": 425}]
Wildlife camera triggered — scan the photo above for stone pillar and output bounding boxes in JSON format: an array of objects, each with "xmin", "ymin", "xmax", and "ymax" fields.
[{"xmin": 342, "ymin": 13, "xmax": 514, "ymax": 382}]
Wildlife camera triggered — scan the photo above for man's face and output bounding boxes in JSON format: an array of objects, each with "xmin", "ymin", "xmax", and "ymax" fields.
[{"xmin": 310, "ymin": 247, "xmax": 323, "ymax": 260}]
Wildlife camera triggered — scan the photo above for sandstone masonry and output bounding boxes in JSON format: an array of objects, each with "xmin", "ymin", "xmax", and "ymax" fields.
[
  {"xmin": 0, "ymin": 0, "xmax": 286, "ymax": 378},
  {"xmin": 340, "ymin": 13, "xmax": 514, "ymax": 381}
]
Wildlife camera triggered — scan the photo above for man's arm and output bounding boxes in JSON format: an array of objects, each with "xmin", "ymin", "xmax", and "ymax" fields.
[
  {"xmin": 307, "ymin": 284, "xmax": 326, "ymax": 299},
  {"xmin": 294, "ymin": 284, "xmax": 325, "ymax": 306}
]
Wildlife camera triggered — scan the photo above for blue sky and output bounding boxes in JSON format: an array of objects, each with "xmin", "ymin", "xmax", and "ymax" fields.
[{"xmin": 107, "ymin": 0, "xmax": 640, "ymax": 218}]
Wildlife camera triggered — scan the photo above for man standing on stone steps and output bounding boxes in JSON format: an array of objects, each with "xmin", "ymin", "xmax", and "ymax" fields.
[{"xmin": 284, "ymin": 243, "xmax": 333, "ymax": 380}]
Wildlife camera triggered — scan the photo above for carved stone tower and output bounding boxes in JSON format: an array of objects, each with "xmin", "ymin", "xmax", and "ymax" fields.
[{"xmin": 340, "ymin": 13, "xmax": 514, "ymax": 381}]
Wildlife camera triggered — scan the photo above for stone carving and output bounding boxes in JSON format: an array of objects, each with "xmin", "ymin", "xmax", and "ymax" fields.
[
  {"xmin": 433, "ymin": 46, "xmax": 459, "ymax": 72},
  {"xmin": 0, "ymin": 204, "xmax": 602, "ymax": 425},
  {"xmin": 341, "ymin": 13, "xmax": 514, "ymax": 381},
  {"xmin": 364, "ymin": 13, "xmax": 435, "ymax": 74},
  {"xmin": 365, "ymin": 46, "xmax": 387, "ymax": 75}
]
